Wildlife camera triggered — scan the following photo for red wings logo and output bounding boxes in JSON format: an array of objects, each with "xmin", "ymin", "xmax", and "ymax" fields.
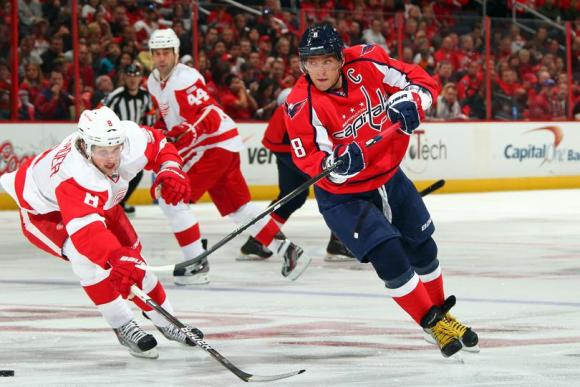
[{"xmin": 285, "ymin": 99, "xmax": 307, "ymax": 119}]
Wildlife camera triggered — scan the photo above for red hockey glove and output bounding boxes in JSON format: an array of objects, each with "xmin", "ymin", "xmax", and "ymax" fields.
[
  {"xmin": 166, "ymin": 121, "xmax": 200, "ymax": 149},
  {"xmin": 166, "ymin": 108, "xmax": 222, "ymax": 149},
  {"xmin": 108, "ymin": 247, "xmax": 146, "ymax": 299},
  {"xmin": 153, "ymin": 118, "xmax": 168, "ymax": 132},
  {"xmin": 150, "ymin": 166, "xmax": 191, "ymax": 205}
]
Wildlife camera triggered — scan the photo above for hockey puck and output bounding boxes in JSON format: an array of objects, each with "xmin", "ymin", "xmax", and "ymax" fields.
[{"xmin": 0, "ymin": 370, "xmax": 14, "ymax": 377}]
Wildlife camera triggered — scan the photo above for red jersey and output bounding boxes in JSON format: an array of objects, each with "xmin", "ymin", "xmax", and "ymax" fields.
[
  {"xmin": 262, "ymin": 105, "xmax": 291, "ymax": 153},
  {"xmin": 284, "ymin": 44, "xmax": 438, "ymax": 194}
]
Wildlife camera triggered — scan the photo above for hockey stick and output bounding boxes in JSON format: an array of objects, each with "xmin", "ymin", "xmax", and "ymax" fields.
[
  {"xmin": 130, "ymin": 285, "xmax": 305, "ymax": 382},
  {"xmin": 139, "ymin": 122, "xmax": 400, "ymax": 273},
  {"xmin": 419, "ymin": 179, "xmax": 445, "ymax": 197}
]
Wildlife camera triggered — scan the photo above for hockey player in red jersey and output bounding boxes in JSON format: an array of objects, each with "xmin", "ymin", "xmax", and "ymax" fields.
[
  {"xmin": 0, "ymin": 107, "xmax": 203, "ymax": 359},
  {"xmin": 146, "ymin": 28, "xmax": 311, "ymax": 284},
  {"xmin": 262, "ymin": 88, "xmax": 355, "ymax": 262},
  {"xmin": 284, "ymin": 23, "xmax": 479, "ymax": 358}
]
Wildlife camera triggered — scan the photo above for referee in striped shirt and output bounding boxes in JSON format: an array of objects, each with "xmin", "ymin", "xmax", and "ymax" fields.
[{"xmin": 102, "ymin": 63, "xmax": 153, "ymax": 214}]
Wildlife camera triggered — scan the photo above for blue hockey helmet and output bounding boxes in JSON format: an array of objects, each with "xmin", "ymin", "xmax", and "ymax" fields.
[{"xmin": 298, "ymin": 23, "xmax": 344, "ymax": 62}]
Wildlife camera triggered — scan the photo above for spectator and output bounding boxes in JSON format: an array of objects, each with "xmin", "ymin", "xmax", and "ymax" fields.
[
  {"xmin": 97, "ymin": 42, "xmax": 121, "ymax": 76},
  {"xmin": 18, "ymin": 89, "xmax": 35, "ymax": 120},
  {"xmin": 348, "ymin": 21, "xmax": 364, "ymax": 46},
  {"xmin": 258, "ymin": 35, "xmax": 273, "ymax": 62},
  {"xmin": 529, "ymin": 79, "xmax": 558, "ymax": 119},
  {"xmin": 81, "ymin": 0, "xmax": 100, "ymax": 21},
  {"xmin": 432, "ymin": 83, "xmax": 467, "ymax": 120},
  {"xmin": 270, "ymin": 57, "xmax": 286, "ymax": 87},
  {"xmin": 222, "ymin": 27, "xmax": 236, "ymax": 49},
  {"xmin": 456, "ymin": 34, "xmax": 480, "ymax": 71},
  {"xmin": 30, "ymin": 18, "xmax": 50, "ymax": 58},
  {"xmin": 287, "ymin": 54, "xmax": 302, "ymax": 81},
  {"xmin": 42, "ymin": 0, "xmax": 63, "ymax": 27},
  {"xmin": 20, "ymin": 62, "xmax": 44, "ymax": 104},
  {"xmin": 510, "ymin": 24, "xmax": 526, "ymax": 53},
  {"xmin": 207, "ymin": 5, "xmax": 233, "ymax": 31},
  {"xmin": 414, "ymin": 43, "xmax": 436, "ymax": 74},
  {"xmin": 0, "ymin": 60, "xmax": 10, "ymax": 119},
  {"xmin": 18, "ymin": 35, "xmax": 43, "ymax": 78},
  {"xmin": 494, "ymin": 68, "xmax": 526, "ymax": 119},
  {"xmin": 274, "ymin": 36, "xmax": 291, "ymax": 58},
  {"xmin": 34, "ymin": 69, "xmax": 73, "ymax": 120},
  {"xmin": 18, "ymin": 0, "xmax": 42, "ymax": 35},
  {"xmin": 362, "ymin": 18, "xmax": 389, "ymax": 53},
  {"xmin": 434, "ymin": 36, "xmax": 459, "ymax": 70},
  {"xmin": 40, "ymin": 36, "xmax": 64, "ymax": 76},
  {"xmin": 134, "ymin": 2, "xmax": 159, "ymax": 46},
  {"xmin": 253, "ymin": 77, "xmax": 278, "ymax": 120},
  {"xmin": 76, "ymin": 43, "xmax": 95, "ymax": 90},
  {"xmin": 432, "ymin": 60, "xmax": 454, "ymax": 90},
  {"xmin": 457, "ymin": 60, "xmax": 483, "ymax": 101},
  {"xmin": 91, "ymin": 75, "xmax": 114, "ymax": 108},
  {"xmin": 220, "ymin": 74, "xmax": 257, "ymax": 120}
]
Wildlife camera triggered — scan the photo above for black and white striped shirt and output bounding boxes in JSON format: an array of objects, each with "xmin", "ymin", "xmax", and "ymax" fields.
[{"xmin": 102, "ymin": 86, "xmax": 154, "ymax": 125}]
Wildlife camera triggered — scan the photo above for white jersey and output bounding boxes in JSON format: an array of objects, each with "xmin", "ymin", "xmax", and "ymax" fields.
[
  {"xmin": 0, "ymin": 121, "xmax": 181, "ymax": 265},
  {"xmin": 1, "ymin": 121, "xmax": 148, "ymax": 217},
  {"xmin": 147, "ymin": 64, "xmax": 243, "ymax": 170}
]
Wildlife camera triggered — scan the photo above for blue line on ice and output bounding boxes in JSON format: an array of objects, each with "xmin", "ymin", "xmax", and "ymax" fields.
[{"xmin": 1, "ymin": 279, "xmax": 579, "ymax": 308}]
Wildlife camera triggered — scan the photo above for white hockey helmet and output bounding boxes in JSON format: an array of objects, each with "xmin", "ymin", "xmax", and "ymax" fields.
[
  {"xmin": 149, "ymin": 28, "xmax": 180, "ymax": 56},
  {"xmin": 77, "ymin": 107, "xmax": 125, "ymax": 152}
]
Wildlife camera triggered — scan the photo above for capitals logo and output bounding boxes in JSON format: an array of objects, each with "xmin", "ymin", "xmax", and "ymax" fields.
[
  {"xmin": 285, "ymin": 99, "xmax": 307, "ymax": 119},
  {"xmin": 333, "ymin": 86, "xmax": 389, "ymax": 139},
  {"xmin": 360, "ymin": 44, "xmax": 375, "ymax": 56}
]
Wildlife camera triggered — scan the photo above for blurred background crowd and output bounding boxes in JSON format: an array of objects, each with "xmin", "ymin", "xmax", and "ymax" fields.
[{"xmin": 0, "ymin": 0, "xmax": 579, "ymax": 122}]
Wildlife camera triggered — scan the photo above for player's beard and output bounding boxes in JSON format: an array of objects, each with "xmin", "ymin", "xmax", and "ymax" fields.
[{"xmin": 153, "ymin": 57, "xmax": 178, "ymax": 83}]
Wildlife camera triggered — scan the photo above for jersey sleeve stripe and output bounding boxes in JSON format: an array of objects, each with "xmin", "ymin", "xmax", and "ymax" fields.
[
  {"xmin": 65, "ymin": 213, "xmax": 106, "ymax": 236},
  {"xmin": 306, "ymin": 84, "xmax": 333, "ymax": 154},
  {"xmin": 311, "ymin": 108, "xmax": 333, "ymax": 154}
]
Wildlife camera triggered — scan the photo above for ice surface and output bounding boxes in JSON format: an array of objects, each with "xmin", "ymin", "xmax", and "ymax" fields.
[{"xmin": 1, "ymin": 190, "xmax": 580, "ymax": 386}]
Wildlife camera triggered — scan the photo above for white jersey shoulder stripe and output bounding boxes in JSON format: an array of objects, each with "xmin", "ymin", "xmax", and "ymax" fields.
[
  {"xmin": 65, "ymin": 213, "xmax": 106, "ymax": 236},
  {"xmin": 372, "ymin": 62, "xmax": 410, "ymax": 90},
  {"xmin": 311, "ymin": 108, "xmax": 333, "ymax": 154}
]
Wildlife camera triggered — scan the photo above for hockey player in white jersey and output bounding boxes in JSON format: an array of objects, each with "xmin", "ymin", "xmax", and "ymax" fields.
[
  {"xmin": 0, "ymin": 106, "xmax": 203, "ymax": 359},
  {"xmin": 146, "ymin": 28, "xmax": 311, "ymax": 284}
]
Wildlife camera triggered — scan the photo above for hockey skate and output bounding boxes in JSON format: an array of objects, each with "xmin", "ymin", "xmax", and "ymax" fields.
[
  {"xmin": 420, "ymin": 296, "xmax": 463, "ymax": 358},
  {"xmin": 156, "ymin": 324, "xmax": 204, "ymax": 347},
  {"xmin": 173, "ymin": 239, "xmax": 209, "ymax": 285},
  {"xmin": 424, "ymin": 313, "xmax": 480, "ymax": 353},
  {"xmin": 277, "ymin": 235, "xmax": 312, "ymax": 281},
  {"xmin": 114, "ymin": 319, "xmax": 158, "ymax": 359},
  {"xmin": 237, "ymin": 236, "xmax": 274, "ymax": 261},
  {"xmin": 324, "ymin": 234, "xmax": 356, "ymax": 262}
]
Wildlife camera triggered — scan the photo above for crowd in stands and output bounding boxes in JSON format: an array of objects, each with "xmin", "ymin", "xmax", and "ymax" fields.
[{"xmin": 0, "ymin": 0, "xmax": 579, "ymax": 121}]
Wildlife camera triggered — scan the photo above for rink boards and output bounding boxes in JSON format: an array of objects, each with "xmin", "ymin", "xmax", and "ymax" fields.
[{"xmin": 2, "ymin": 121, "xmax": 580, "ymax": 209}]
